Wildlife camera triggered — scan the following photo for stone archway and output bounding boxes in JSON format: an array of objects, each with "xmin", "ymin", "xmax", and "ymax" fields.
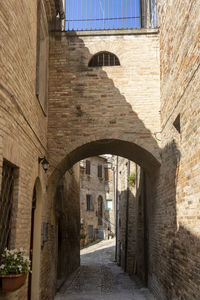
[
  {"xmin": 48, "ymin": 138, "xmax": 160, "ymax": 196},
  {"xmin": 47, "ymin": 138, "xmax": 161, "ymax": 297},
  {"xmin": 47, "ymin": 29, "xmax": 160, "ymax": 296}
]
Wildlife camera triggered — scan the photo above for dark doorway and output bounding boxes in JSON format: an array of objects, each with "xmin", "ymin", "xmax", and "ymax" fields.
[
  {"xmin": 98, "ymin": 196, "xmax": 103, "ymax": 225},
  {"xmin": 28, "ymin": 186, "xmax": 36, "ymax": 300}
]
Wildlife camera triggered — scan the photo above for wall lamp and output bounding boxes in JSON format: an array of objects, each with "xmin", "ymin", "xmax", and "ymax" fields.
[{"xmin": 38, "ymin": 157, "xmax": 49, "ymax": 172}]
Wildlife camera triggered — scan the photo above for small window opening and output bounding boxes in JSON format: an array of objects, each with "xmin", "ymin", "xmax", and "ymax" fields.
[
  {"xmin": 88, "ymin": 225, "xmax": 94, "ymax": 239},
  {"xmin": 86, "ymin": 160, "xmax": 91, "ymax": 175},
  {"xmin": 173, "ymin": 114, "xmax": 181, "ymax": 133},
  {"xmin": 104, "ymin": 168, "xmax": 109, "ymax": 181},
  {"xmin": 89, "ymin": 52, "xmax": 120, "ymax": 67},
  {"xmin": 98, "ymin": 165, "xmax": 102, "ymax": 178},
  {"xmin": 106, "ymin": 199, "xmax": 113, "ymax": 210},
  {"xmin": 86, "ymin": 194, "xmax": 93, "ymax": 211},
  {"xmin": 0, "ymin": 160, "xmax": 18, "ymax": 254}
]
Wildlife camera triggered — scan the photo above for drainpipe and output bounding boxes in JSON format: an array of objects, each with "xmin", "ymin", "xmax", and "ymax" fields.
[
  {"xmin": 143, "ymin": 172, "xmax": 148, "ymax": 285},
  {"xmin": 124, "ymin": 160, "xmax": 130, "ymax": 272},
  {"xmin": 115, "ymin": 156, "xmax": 119, "ymax": 262}
]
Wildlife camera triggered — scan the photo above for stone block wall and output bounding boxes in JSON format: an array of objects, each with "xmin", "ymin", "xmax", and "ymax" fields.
[{"xmin": 80, "ymin": 156, "xmax": 106, "ymax": 245}]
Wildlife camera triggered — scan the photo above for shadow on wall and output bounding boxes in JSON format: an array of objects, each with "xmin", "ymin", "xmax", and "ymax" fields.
[
  {"xmin": 151, "ymin": 140, "xmax": 200, "ymax": 299},
  {"xmin": 46, "ymin": 30, "xmax": 161, "ymax": 298},
  {"xmin": 115, "ymin": 139, "xmax": 200, "ymax": 299},
  {"xmin": 47, "ymin": 31, "xmax": 200, "ymax": 300},
  {"xmin": 48, "ymin": 30, "xmax": 161, "ymax": 190},
  {"xmin": 54, "ymin": 168, "xmax": 80, "ymax": 291}
]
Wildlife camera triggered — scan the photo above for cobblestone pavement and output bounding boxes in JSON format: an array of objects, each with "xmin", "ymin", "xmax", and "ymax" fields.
[{"xmin": 55, "ymin": 239, "xmax": 155, "ymax": 300}]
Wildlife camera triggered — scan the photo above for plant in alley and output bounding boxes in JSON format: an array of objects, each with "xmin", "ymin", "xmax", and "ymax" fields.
[
  {"xmin": 128, "ymin": 172, "xmax": 136, "ymax": 187},
  {"xmin": 0, "ymin": 248, "xmax": 31, "ymax": 275}
]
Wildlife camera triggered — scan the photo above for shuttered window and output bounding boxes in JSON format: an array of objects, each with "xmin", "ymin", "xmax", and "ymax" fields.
[
  {"xmin": 98, "ymin": 165, "xmax": 102, "ymax": 178},
  {"xmin": 86, "ymin": 160, "xmax": 90, "ymax": 175},
  {"xmin": 88, "ymin": 225, "xmax": 94, "ymax": 239},
  {"xmin": 104, "ymin": 168, "xmax": 110, "ymax": 181},
  {"xmin": 86, "ymin": 194, "xmax": 93, "ymax": 211}
]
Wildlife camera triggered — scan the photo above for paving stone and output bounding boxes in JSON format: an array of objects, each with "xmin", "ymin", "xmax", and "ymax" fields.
[{"xmin": 55, "ymin": 239, "xmax": 155, "ymax": 300}]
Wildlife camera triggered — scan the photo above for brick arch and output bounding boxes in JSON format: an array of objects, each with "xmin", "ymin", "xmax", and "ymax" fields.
[
  {"xmin": 48, "ymin": 138, "xmax": 161, "ymax": 195},
  {"xmin": 48, "ymin": 30, "xmax": 160, "ymax": 196}
]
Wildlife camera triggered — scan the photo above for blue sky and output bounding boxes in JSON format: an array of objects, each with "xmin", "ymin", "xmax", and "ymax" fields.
[{"xmin": 65, "ymin": 0, "xmax": 141, "ymax": 31}]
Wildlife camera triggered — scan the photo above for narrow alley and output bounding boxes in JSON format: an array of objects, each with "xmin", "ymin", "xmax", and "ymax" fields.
[
  {"xmin": 55, "ymin": 239, "xmax": 155, "ymax": 300},
  {"xmin": 1, "ymin": 1, "xmax": 200, "ymax": 299}
]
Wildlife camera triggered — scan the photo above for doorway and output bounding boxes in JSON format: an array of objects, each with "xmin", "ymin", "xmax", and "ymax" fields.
[
  {"xmin": 28, "ymin": 179, "xmax": 42, "ymax": 300},
  {"xmin": 98, "ymin": 196, "xmax": 103, "ymax": 226}
]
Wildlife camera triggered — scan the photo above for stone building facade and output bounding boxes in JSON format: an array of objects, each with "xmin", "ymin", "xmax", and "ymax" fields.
[
  {"xmin": 80, "ymin": 156, "xmax": 106, "ymax": 245},
  {"xmin": 115, "ymin": 157, "xmax": 152, "ymax": 285},
  {"xmin": 104, "ymin": 156, "xmax": 116, "ymax": 235},
  {"xmin": 80, "ymin": 155, "xmax": 116, "ymax": 246}
]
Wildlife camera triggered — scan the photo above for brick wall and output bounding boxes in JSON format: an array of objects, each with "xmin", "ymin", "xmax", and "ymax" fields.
[
  {"xmin": 148, "ymin": 1, "xmax": 200, "ymax": 298},
  {"xmin": 55, "ymin": 164, "xmax": 80, "ymax": 289},
  {"xmin": 0, "ymin": 0, "xmax": 65, "ymax": 299},
  {"xmin": 0, "ymin": 0, "xmax": 49, "ymax": 299},
  {"xmin": 116, "ymin": 158, "xmax": 151, "ymax": 284},
  {"xmin": 47, "ymin": 29, "xmax": 161, "ymax": 185}
]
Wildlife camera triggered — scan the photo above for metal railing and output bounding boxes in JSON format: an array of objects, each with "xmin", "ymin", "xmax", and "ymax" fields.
[{"xmin": 65, "ymin": 0, "xmax": 157, "ymax": 31}]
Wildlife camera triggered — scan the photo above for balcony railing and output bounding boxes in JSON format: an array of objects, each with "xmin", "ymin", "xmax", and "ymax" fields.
[{"xmin": 65, "ymin": 0, "xmax": 158, "ymax": 31}]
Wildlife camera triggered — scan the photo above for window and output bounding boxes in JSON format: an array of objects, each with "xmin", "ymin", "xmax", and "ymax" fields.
[
  {"xmin": 98, "ymin": 196, "xmax": 103, "ymax": 225},
  {"xmin": 104, "ymin": 168, "xmax": 110, "ymax": 181},
  {"xmin": 88, "ymin": 52, "xmax": 120, "ymax": 67},
  {"xmin": 88, "ymin": 225, "xmax": 94, "ymax": 239},
  {"xmin": 173, "ymin": 114, "xmax": 181, "ymax": 133},
  {"xmin": 98, "ymin": 164, "xmax": 102, "ymax": 178},
  {"xmin": 86, "ymin": 160, "xmax": 90, "ymax": 175},
  {"xmin": 0, "ymin": 160, "xmax": 18, "ymax": 254},
  {"xmin": 36, "ymin": 1, "xmax": 48, "ymax": 114},
  {"xmin": 106, "ymin": 199, "xmax": 112, "ymax": 210},
  {"xmin": 86, "ymin": 194, "xmax": 93, "ymax": 211}
]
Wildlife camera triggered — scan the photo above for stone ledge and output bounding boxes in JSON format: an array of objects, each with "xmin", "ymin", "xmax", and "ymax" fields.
[{"xmin": 58, "ymin": 28, "xmax": 159, "ymax": 36}]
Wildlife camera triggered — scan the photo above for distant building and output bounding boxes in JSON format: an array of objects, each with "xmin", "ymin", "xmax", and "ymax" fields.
[
  {"xmin": 80, "ymin": 155, "xmax": 116, "ymax": 246},
  {"xmin": 80, "ymin": 156, "xmax": 106, "ymax": 246}
]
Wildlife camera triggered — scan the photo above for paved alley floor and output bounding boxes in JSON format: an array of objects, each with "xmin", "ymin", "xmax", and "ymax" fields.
[{"xmin": 55, "ymin": 239, "xmax": 155, "ymax": 300}]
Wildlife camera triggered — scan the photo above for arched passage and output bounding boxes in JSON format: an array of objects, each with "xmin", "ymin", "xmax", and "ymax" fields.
[
  {"xmin": 48, "ymin": 138, "xmax": 161, "ymax": 196},
  {"xmin": 47, "ymin": 138, "xmax": 161, "ymax": 295}
]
